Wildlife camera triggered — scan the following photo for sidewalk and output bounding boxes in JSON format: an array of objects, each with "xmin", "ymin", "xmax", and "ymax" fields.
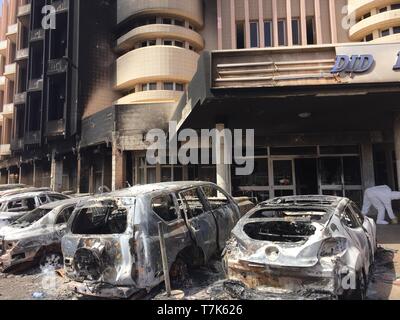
[{"xmin": 368, "ymin": 225, "xmax": 400, "ymax": 300}]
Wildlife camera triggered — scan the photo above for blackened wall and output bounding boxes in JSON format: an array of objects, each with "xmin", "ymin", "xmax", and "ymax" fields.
[{"xmin": 77, "ymin": 0, "xmax": 118, "ymax": 121}]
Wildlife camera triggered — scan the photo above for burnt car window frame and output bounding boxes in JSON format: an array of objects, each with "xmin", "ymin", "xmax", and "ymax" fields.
[
  {"xmin": 55, "ymin": 205, "xmax": 76, "ymax": 225},
  {"xmin": 200, "ymin": 184, "xmax": 231, "ymax": 211},
  {"xmin": 177, "ymin": 187, "xmax": 208, "ymax": 220},
  {"xmin": 341, "ymin": 204, "xmax": 363, "ymax": 229},
  {"xmin": 150, "ymin": 193, "xmax": 180, "ymax": 224}
]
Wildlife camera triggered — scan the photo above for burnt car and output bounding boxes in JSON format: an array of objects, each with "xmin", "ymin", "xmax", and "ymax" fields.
[
  {"xmin": 224, "ymin": 196, "xmax": 377, "ymax": 300},
  {"xmin": 0, "ymin": 197, "xmax": 88, "ymax": 272},
  {"xmin": 0, "ymin": 184, "xmax": 27, "ymax": 196},
  {"xmin": 62, "ymin": 182, "xmax": 245, "ymax": 298},
  {"xmin": 0, "ymin": 190, "xmax": 70, "ymax": 227}
]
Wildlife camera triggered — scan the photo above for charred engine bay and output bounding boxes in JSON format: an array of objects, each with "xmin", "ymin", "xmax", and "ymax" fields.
[{"xmin": 243, "ymin": 220, "xmax": 317, "ymax": 242}]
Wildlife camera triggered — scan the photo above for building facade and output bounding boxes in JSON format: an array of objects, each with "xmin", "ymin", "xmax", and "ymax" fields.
[{"xmin": 0, "ymin": 0, "xmax": 400, "ymax": 206}]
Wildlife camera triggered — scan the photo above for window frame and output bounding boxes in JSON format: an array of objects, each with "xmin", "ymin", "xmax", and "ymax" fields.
[{"xmin": 150, "ymin": 193, "xmax": 180, "ymax": 224}]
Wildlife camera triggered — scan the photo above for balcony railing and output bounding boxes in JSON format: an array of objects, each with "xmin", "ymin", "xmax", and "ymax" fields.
[
  {"xmin": 25, "ymin": 131, "xmax": 41, "ymax": 145},
  {"xmin": 47, "ymin": 58, "xmax": 68, "ymax": 75},
  {"xmin": 46, "ymin": 119, "xmax": 65, "ymax": 136},
  {"xmin": 6, "ymin": 24, "xmax": 18, "ymax": 43},
  {"xmin": 53, "ymin": 0, "xmax": 69, "ymax": 13},
  {"xmin": 11, "ymin": 138, "xmax": 24, "ymax": 151},
  {"xmin": 16, "ymin": 48, "xmax": 29, "ymax": 61},
  {"xmin": 28, "ymin": 78, "xmax": 43, "ymax": 91},
  {"xmin": 18, "ymin": 3, "xmax": 31, "ymax": 17},
  {"xmin": 0, "ymin": 144, "xmax": 11, "ymax": 156},
  {"xmin": 4, "ymin": 63, "xmax": 16, "ymax": 81},
  {"xmin": 14, "ymin": 92, "xmax": 27, "ymax": 105},
  {"xmin": 2, "ymin": 103, "xmax": 14, "ymax": 118},
  {"xmin": 30, "ymin": 28, "xmax": 45, "ymax": 42}
]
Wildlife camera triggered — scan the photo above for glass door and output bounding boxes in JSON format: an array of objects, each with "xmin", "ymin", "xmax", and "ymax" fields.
[{"xmin": 270, "ymin": 159, "xmax": 296, "ymax": 198}]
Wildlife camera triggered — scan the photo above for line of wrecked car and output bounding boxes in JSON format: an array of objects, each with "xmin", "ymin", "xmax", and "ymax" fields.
[
  {"xmin": 0, "ymin": 190, "xmax": 70, "ymax": 228},
  {"xmin": 0, "ymin": 197, "xmax": 88, "ymax": 272},
  {"xmin": 223, "ymin": 196, "xmax": 377, "ymax": 300},
  {"xmin": 61, "ymin": 181, "xmax": 250, "ymax": 299}
]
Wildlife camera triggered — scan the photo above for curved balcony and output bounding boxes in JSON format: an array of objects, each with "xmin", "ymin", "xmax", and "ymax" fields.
[
  {"xmin": 116, "ymin": 89, "xmax": 183, "ymax": 105},
  {"xmin": 347, "ymin": 0, "xmax": 399, "ymax": 18},
  {"xmin": 349, "ymin": 9, "xmax": 400, "ymax": 41},
  {"xmin": 117, "ymin": 0, "xmax": 203, "ymax": 28},
  {"xmin": 115, "ymin": 45, "xmax": 199, "ymax": 90},
  {"xmin": 116, "ymin": 24, "xmax": 204, "ymax": 52}
]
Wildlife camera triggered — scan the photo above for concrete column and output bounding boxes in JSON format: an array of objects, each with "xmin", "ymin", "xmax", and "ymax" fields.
[
  {"xmin": 314, "ymin": 0, "xmax": 322, "ymax": 44},
  {"xmin": 272, "ymin": 0, "xmax": 278, "ymax": 47},
  {"xmin": 217, "ymin": 0, "xmax": 222, "ymax": 50},
  {"xmin": 361, "ymin": 142, "xmax": 376, "ymax": 189},
  {"xmin": 76, "ymin": 153, "xmax": 81, "ymax": 194},
  {"xmin": 216, "ymin": 123, "xmax": 232, "ymax": 195},
  {"xmin": 112, "ymin": 146, "xmax": 126, "ymax": 191},
  {"xmin": 244, "ymin": 0, "xmax": 250, "ymax": 48},
  {"xmin": 286, "ymin": 0, "xmax": 293, "ymax": 46},
  {"xmin": 258, "ymin": 0, "xmax": 265, "ymax": 47},
  {"xmin": 328, "ymin": 0, "xmax": 337, "ymax": 43},
  {"xmin": 230, "ymin": 0, "xmax": 236, "ymax": 48},
  {"xmin": 300, "ymin": 0, "xmax": 307, "ymax": 45},
  {"xmin": 394, "ymin": 114, "xmax": 400, "ymax": 189},
  {"xmin": 385, "ymin": 146, "xmax": 396, "ymax": 190},
  {"xmin": 50, "ymin": 151, "xmax": 63, "ymax": 192}
]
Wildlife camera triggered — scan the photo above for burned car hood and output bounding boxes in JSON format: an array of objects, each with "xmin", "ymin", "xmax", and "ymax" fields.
[{"xmin": 0, "ymin": 223, "xmax": 57, "ymax": 242}]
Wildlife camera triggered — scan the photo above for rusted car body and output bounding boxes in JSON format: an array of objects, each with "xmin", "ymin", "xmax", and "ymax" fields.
[
  {"xmin": 0, "ymin": 198, "xmax": 87, "ymax": 272},
  {"xmin": 224, "ymin": 196, "xmax": 377, "ymax": 299},
  {"xmin": 0, "ymin": 190, "xmax": 69, "ymax": 228},
  {"xmin": 62, "ymin": 182, "xmax": 247, "ymax": 298}
]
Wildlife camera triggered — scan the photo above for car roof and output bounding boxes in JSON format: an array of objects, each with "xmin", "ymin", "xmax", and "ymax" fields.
[
  {"xmin": 259, "ymin": 195, "xmax": 345, "ymax": 208},
  {"xmin": 0, "ymin": 190, "xmax": 61, "ymax": 202},
  {"xmin": 0, "ymin": 184, "xmax": 26, "ymax": 191},
  {"xmin": 89, "ymin": 181, "xmax": 215, "ymax": 199},
  {"xmin": 38, "ymin": 196, "xmax": 90, "ymax": 210}
]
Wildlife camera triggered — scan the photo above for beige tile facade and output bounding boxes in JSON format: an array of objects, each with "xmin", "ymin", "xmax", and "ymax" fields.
[{"xmin": 115, "ymin": 0, "xmax": 204, "ymax": 105}]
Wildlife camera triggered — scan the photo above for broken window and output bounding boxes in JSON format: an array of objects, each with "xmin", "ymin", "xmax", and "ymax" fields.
[
  {"xmin": 13, "ymin": 208, "xmax": 52, "ymax": 227},
  {"xmin": 4, "ymin": 198, "xmax": 36, "ymax": 212},
  {"xmin": 27, "ymin": 92, "xmax": 41, "ymax": 132},
  {"xmin": 151, "ymin": 194, "xmax": 178, "ymax": 222},
  {"xmin": 71, "ymin": 200, "xmax": 128, "ymax": 235},
  {"xmin": 178, "ymin": 188, "xmax": 206, "ymax": 219},
  {"xmin": 250, "ymin": 208, "xmax": 326, "ymax": 220},
  {"xmin": 49, "ymin": 13, "xmax": 68, "ymax": 59},
  {"xmin": 55, "ymin": 206, "xmax": 75, "ymax": 225},
  {"xmin": 47, "ymin": 74, "xmax": 66, "ymax": 121},
  {"xmin": 201, "ymin": 185, "xmax": 230, "ymax": 210},
  {"xmin": 243, "ymin": 221, "xmax": 316, "ymax": 243},
  {"xmin": 341, "ymin": 207, "xmax": 361, "ymax": 229}
]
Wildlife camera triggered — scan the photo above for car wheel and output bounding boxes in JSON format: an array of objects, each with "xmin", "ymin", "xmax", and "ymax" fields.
[{"xmin": 40, "ymin": 252, "xmax": 63, "ymax": 270}]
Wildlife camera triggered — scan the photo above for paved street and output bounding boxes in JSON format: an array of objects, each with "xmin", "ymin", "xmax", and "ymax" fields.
[{"xmin": 367, "ymin": 225, "xmax": 400, "ymax": 300}]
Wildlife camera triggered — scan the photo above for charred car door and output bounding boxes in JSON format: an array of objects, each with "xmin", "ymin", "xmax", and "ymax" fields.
[
  {"xmin": 200, "ymin": 185, "xmax": 239, "ymax": 250},
  {"xmin": 341, "ymin": 205, "xmax": 373, "ymax": 268},
  {"xmin": 178, "ymin": 188, "xmax": 218, "ymax": 262},
  {"xmin": 150, "ymin": 193, "xmax": 191, "ymax": 277},
  {"xmin": 349, "ymin": 202, "xmax": 376, "ymax": 257}
]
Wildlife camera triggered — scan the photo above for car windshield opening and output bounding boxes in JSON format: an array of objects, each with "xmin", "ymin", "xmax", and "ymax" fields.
[
  {"xmin": 251, "ymin": 208, "xmax": 326, "ymax": 220},
  {"xmin": 71, "ymin": 200, "xmax": 128, "ymax": 235},
  {"xmin": 13, "ymin": 208, "xmax": 53, "ymax": 227}
]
